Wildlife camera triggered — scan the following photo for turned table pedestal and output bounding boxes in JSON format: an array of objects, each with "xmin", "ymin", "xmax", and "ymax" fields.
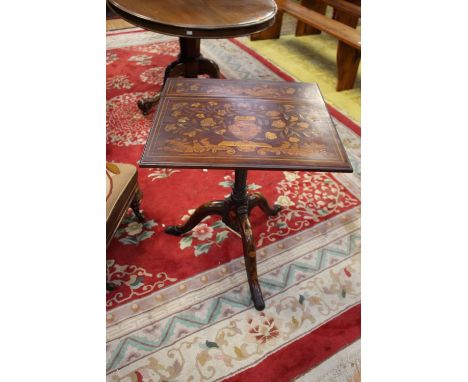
[
  {"xmin": 107, "ymin": 0, "xmax": 277, "ymax": 115},
  {"xmin": 140, "ymin": 78, "xmax": 353, "ymax": 310}
]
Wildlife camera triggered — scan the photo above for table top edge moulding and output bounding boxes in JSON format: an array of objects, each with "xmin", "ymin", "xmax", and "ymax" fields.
[
  {"xmin": 140, "ymin": 78, "xmax": 353, "ymax": 173},
  {"xmin": 107, "ymin": 0, "xmax": 277, "ymax": 38}
]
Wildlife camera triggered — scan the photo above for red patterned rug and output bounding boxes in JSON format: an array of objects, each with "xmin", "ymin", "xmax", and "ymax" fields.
[{"xmin": 106, "ymin": 28, "xmax": 361, "ymax": 382}]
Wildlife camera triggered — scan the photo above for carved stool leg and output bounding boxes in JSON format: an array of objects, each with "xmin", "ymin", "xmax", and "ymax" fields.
[
  {"xmin": 165, "ymin": 200, "xmax": 225, "ymax": 236},
  {"xmin": 248, "ymin": 192, "xmax": 282, "ymax": 216},
  {"xmin": 130, "ymin": 187, "xmax": 145, "ymax": 222}
]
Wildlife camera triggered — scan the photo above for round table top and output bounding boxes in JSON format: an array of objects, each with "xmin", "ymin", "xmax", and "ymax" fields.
[{"xmin": 107, "ymin": 0, "xmax": 277, "ymax": 38}]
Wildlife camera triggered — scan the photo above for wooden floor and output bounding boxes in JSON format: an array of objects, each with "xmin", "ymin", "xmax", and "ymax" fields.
[{"xmin": 106, "ymin": 19, "xmax": 133, "ymax": 31}]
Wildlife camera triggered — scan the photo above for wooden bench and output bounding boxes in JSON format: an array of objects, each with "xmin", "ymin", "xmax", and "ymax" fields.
[{"xmin": 252, "ymin": 0, "xmax": 361, "ymax": 91}]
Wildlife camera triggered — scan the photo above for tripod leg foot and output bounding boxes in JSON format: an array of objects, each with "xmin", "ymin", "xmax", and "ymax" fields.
[
  {"xmin": 248, "ymin": 192, "xmax": 282, "ymax": 217},
  {"xmin": 137, "ymin": 94, "xmax": 161, "ymax": 115}
]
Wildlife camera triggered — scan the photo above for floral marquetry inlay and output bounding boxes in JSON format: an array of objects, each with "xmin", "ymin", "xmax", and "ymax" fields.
[{"xmin": 141, "ymin": 79, "xmax": 352, "ymax": 172}]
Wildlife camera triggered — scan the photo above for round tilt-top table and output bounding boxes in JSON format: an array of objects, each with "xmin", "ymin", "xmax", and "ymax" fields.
[{"xmin": 107, "ymin": 0, "xmax": 277, "ymax": 114}]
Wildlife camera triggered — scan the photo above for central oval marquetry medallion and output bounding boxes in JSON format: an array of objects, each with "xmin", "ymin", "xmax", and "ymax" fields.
[{"xmin": 228, "ymin": 116, "xmax": 261, "ymax": 140}]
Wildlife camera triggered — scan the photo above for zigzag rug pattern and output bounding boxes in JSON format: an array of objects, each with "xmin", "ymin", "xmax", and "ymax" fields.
[{"xmin": 107, "ymin": 229, "xmax": 360, "ymax": 373}]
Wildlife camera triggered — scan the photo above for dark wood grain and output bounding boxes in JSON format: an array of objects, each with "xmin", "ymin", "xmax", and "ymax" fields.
[
  {"xmin": 325, "ymin": 0, "xmax": 361, "ymax": 18},
  {"xmin": 107, "ymin": 0, "xmax": 277, "ymax": 38},
  {"xmin": 336, "ymin": 41, "xmax": 361, "ymax": 91},
  {"xmin": 332, "ymin": 0, "xmax": 360, "ymax": 90},
  {"xmin": 140, "ymin": 78, "xmax": 353, "ymax": 172}
]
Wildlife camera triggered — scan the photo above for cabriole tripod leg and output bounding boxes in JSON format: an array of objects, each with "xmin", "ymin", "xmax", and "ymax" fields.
[
  {"xmin": 237, "ymin": 208, "xmax": 265, "ymax": 311},
  {"xmin": 232, "ymin": 169, "xmax": 265, "ymax": 310},
  {"xmin": 165, "ymin": 200, "xmax": 225, "ymax": 236}
]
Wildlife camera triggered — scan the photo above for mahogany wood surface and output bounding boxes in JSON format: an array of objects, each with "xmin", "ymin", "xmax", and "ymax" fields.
[
  {"xmin": 107, "ymin": 0, "xmax": 277, "ymax": 38},
  {"xmin": 251, "ymin": 10, "xmax": 284, "ymax": 41},
  {"xmin": 277, "ymin": 0, "xmax": 360, "ymax": 49},
  {"xmin": 296, "ymin": 0, "xmax": 327, "ymax": 36},
  {"xmin": 140, "ymin": 78, "xmax": 352, "ymax": 172},
  {"xmin": 336, "ymin": 41, "xmax": 361, "ymax": 91},
  {"xmin": 296, "ymin": 0, "xmax": 360, "ymax": 35},
  {"xmin": 332, "ymin": 0, "xmax": 361, "ymax": 90},
  {"xmin": 325, "ymin": 0, "xmax": 361, "ymax": 17},
  {"xmin": 252, "ymin": 0, "xmax": 361, "ymax": 91}
]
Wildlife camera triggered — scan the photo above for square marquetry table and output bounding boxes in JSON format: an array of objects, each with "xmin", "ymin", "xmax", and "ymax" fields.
[{"xmin": 140, "ymin": 78, "xmax": 353, "ymax": 311}]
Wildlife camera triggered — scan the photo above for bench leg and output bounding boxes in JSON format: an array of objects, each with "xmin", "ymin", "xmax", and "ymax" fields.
[
  {"xmin": 295, "ymin": 0, "xmax": 327, "ymax": 36},
  {"xmin": 251, "ymin": 11, "xmax": 283, "ymax": 40},
  {"xmin": 336, "ymin": 42, "xmax": 360, "ymax": 91}
]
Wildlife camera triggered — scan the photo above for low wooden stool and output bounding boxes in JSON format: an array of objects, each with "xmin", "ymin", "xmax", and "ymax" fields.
[
  {"xmin": 140, "ymin": 78, "xmax": 352, "ymax": 310},
  {"xmin": 106, "ymin": 162, "xmax": 144, "ymax": 290}
]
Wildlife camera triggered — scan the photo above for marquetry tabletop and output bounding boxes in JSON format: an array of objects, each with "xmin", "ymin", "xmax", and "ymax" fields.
[{"xmin": 140, "ymin": 78, "xmax": 352, "ymax": 173}]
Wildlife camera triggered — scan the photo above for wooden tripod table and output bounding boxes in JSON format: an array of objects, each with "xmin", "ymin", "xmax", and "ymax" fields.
[
  {"xmin": 140, "ymin": 78, "xmax": 353, "ymax": 310},
  {"xmin": 107, "ymin": 0, "xmax": 277, "ymax": 115}
]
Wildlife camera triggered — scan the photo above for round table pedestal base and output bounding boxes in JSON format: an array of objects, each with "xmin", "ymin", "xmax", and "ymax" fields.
[{"xmin": 137, "ymin": 37, "xmax": 221, "ymax": 115}]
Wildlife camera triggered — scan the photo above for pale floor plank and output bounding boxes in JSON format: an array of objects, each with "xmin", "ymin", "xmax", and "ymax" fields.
[{"xmin": 106, "ymin": 19, "xmax": 134, "ymax": 31}]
